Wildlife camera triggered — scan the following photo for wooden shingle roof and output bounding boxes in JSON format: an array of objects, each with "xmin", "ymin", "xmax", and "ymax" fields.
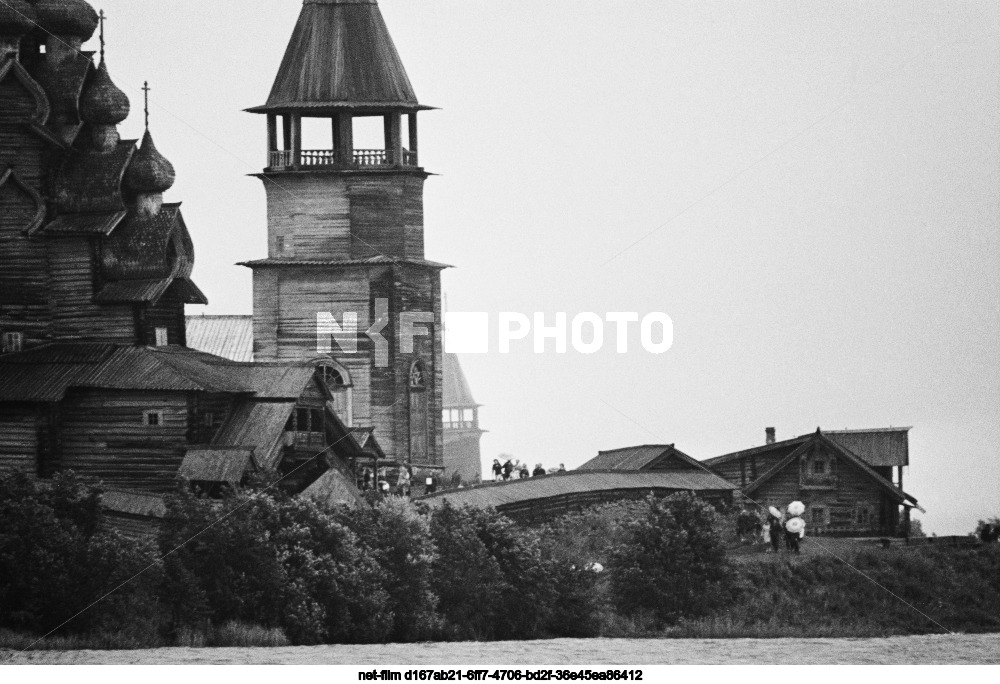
[
  {"xmin": 247, "ymin": 0, "xmax": 430, "ymax": 114},
  {"xmin": 442, "ymin": 353, "xmax": 477, "ymax": 409}
]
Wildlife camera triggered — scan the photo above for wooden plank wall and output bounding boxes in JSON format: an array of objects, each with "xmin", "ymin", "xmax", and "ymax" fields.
[
  {"xmin": 264, "ymin": 174, "xmax": 351, "ymax": 259},
  {"xmin": 47, "ymin": 237, "xmax": 136, "ymax": 342},
  {"xmin": 753, "ymin": 444, "xmax": 891, "ymax": 535},
  {"xmin": 59, "ymin": 389, "xmax": 190, "ymax": 492},
  {"xmin": 0, "ymin": 406, "xmax": 38, "ymax": 476},
  {"xmin": 142, "ymin": 291, "xmax": 187, "ymax": 346}
]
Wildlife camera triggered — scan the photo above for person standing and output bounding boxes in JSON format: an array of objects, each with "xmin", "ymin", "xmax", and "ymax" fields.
[
  {"xmin": 502, "ymin": 459, "xmax": 514, "ymax": 481},
  {"xmin": 532, "ymin": 463, "xmax": 546, "ymax": 477},
  {"xmin": 492, "ymin": 459, "xmax": 503, "ymax": 482},
  {"xmin": 767, "ymin": 506, "xmax": 784, "ymax": 553},
  {"xmin": 785, "ymin": 515, "xmax": 805, "ymax": 554}
]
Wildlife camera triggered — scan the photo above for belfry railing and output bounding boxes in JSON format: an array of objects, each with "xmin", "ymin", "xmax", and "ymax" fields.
[{"xmin": 267, "ymin": 149, "xmax": 419, "ymax": 170}]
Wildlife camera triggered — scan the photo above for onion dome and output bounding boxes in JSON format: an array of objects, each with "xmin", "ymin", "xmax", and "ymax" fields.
[
  {"xmin": 79, "ymin": 60, "xmax": 129, "ymax": 125},
  {"xmin": 0, "ymin": 1, "xmax": 38, "ymax": 35},
  {"xmin": 126, "ymin": 130, "xmax": 175, "ymax": 194},
  {"xmin": 31, "ymin": 0, "xmax": 99, "ymax": 39}
]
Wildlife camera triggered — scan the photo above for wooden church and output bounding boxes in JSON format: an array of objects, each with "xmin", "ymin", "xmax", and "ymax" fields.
[{"xmin": 0, "ymin": 0, "xmax": 399, "ymax": 529}]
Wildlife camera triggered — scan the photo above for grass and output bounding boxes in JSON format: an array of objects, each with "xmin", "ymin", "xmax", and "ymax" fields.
[{"xmin": 0, "ymin": 622, "xmax": 289, "ymax": 653}]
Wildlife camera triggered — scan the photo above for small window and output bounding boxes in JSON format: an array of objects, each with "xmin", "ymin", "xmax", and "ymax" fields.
[
  {"xmin": 154, "ymin": 327, "xmax": 168, "ymax": 346},
  {"xmin": 296, "ymin": 407, "xmax": 309, "ymax": 431},
  {"xmin": 811, "ymin": 508, "xmax": 826, "ymax": 525},
  {"xmin": 462, "ymin": 408, "xmax": 475, "ymax": 422},
  {"xmin": 143, "ymin": 410, "xmax": 164, "ymax": 427},
  {"xmin": 275, "ymin": 236, "xmax": 286, "ymax": 254},
  {"xmin": 812, "ymin": 460, "xmax": 826, "ymax": 475},
  {"xmin": 2, "ymin": 332, "xmax": 24, "ymax": 353},
  {"xmin": 39, "ymin": 44, "xmax": 46, "ymax": 54},
  {"xmin": 203, "ymin": 412, "xmax": 215, "ymax": 428}
]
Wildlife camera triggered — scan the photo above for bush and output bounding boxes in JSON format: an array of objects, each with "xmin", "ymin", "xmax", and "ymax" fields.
[
  {"xmin": 610, "ymin": 493, "xmax": 731, "ymax": 626},
  {"xmin": 158, "ymin": 488, "xmax": 392, "ymax": 645},
  {"xmin": 335, "ymin": 497, "xmax": 442, "ymax": 641},
  {"xmin": 0, "ymin": 472, "xmax": 161, "ymax": 642}
]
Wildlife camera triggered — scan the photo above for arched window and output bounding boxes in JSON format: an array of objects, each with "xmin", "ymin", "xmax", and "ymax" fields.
[
  {"xmin": 409, "ymin": 360, "xmax": 426, "ymax": 389},
  {"xmin": 316, "ymin": 360, "xmax": 353, "ymax": 427}
]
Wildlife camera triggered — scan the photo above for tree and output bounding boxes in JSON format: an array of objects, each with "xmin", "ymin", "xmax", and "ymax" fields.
[{"xmin": 610, "ymin": 493, "xmax": 731, "ymax": 625}]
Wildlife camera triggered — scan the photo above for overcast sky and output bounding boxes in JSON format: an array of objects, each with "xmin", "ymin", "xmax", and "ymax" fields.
[{"xmin": 93, "ymin": 0, "xmax": 999, "ymax": 535}]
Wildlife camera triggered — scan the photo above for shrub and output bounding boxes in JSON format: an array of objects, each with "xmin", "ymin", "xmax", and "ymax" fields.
[
  {"xmin": 335, "ymin": 497, "xmax": 442, "ymax": 641},
  {"xmin": 158, "ymin": 488, "xmax": 392, "ymax": 645},
  {"xmin": 0, "ymin": 472, "xmax": 161, "ymax": 641},
  {"xmin": 610, "ymin": 493, "xmax": 731, "ymax": 626}
]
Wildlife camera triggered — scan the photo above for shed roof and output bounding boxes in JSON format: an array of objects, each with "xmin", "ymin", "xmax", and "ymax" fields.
[
  {"xmin": 40, "ymin": 210, "xmax": 127, "ymax": 236},
  {"xmin": 248, "ymin": 0, "xmax": 428, "ymax": 113},
  {"xmin": 178, "ymin": 448, "xmax": 254, "ymax": 484},
  {"xmin": 52, "ymin": 138, "xmax": 134, "ymax": 214},
  {"xmin": 186, "ymin": 315, "xmax": 254, "ymax": 362},
  {"xmin": 419, "ymin": 471, "xmax": 736, "ymax": 511},
  {"xmin": 101, "ymin": 490, "xmax": 167, "ymax": 518}
]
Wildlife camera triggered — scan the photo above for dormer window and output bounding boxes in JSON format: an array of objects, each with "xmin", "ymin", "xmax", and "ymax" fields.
[{"xmin": 2, "ymin": 332, "xmax": 23, "ymax": 353}]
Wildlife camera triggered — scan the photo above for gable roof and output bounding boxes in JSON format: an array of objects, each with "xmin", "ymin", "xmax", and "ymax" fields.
[
  {"xmin": 248, "ymin": 0, "xmax": 428, "ymax": 113},
  {"xmin": 744, "ymin": 430, "xmax": 919, "ymax": 506},
  {"xmin": 825, "ymin": 427, "xmax": 910, "ymax": 467},
  {"xmin": 578, "ymin": 444, "xmax": 704, "ymax": 472},
  {"xmin": 701, "ymin": 434, "xmax": 810, "ymax": 469}
]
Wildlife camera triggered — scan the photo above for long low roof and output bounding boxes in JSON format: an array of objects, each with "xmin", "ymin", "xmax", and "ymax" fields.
[
  {"xmin": 0, "ymin": 343, "xmax": 317, "ymax": 403},
  {"xmin": 418, "ymin": 470, "xmax": 736, "ymax": 511}
]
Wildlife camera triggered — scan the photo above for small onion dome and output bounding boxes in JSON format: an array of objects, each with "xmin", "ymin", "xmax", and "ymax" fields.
[
  {"xmin": 31, "ymin": 0, "xmax": 99, "ymax": 39},
  {"xmin": 79, "ymin": 60, "xmax": 130, "ymax": 125},
  {"xmin": 126, "ymin": 130, "xmax": 175, "ymax": 194},
  {"xmin": 0, "ymin": 1, "xmax": 38, "ymax": 35}
]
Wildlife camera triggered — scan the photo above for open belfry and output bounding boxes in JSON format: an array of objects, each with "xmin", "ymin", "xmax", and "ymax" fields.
[
  {"xmin": 0, "ymin": 0, "xmax": 448, "ymax": 528},
  {"xmin": 242, "ymin": 0, "xmax": 446, "ymax": 472}
]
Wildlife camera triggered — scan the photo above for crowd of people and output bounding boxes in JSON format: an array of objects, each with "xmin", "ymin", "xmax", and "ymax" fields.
[
  {"xmin": 736, "ymin": 501, "xmax": 808, "ymax": 554},
  {"xmin": 491, "ymin": 458, "xmax": 566, "ymax": 482}
]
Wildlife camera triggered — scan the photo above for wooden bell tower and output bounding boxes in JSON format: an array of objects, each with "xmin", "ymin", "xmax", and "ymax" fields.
[{"xmin": 243, "ymin": 0, "xmax": 445, "ymax": 471}]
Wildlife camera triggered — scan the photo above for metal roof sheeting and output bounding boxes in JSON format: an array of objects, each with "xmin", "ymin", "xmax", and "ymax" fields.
[
  {"xmin": 186, "ymin": 315, "xmax": 254, "ymax": 362},
  {"xmin": 178, "ymin": 448, "xmax": 253, "ymax": 483},
  {"xmin": 419, "ymin": 471, "xmax": 736, "ymax": 510}
]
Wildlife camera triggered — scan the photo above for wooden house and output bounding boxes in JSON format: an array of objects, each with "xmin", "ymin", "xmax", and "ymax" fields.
[{"xmin": 702, "ymin": 428, "xmax": 921, "ymax": 537}]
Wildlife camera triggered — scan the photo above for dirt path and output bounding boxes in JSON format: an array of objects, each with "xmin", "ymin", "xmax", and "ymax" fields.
[{"xmin": 4, "ymin": 633, "xmax": 999, "ymax": 665}]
